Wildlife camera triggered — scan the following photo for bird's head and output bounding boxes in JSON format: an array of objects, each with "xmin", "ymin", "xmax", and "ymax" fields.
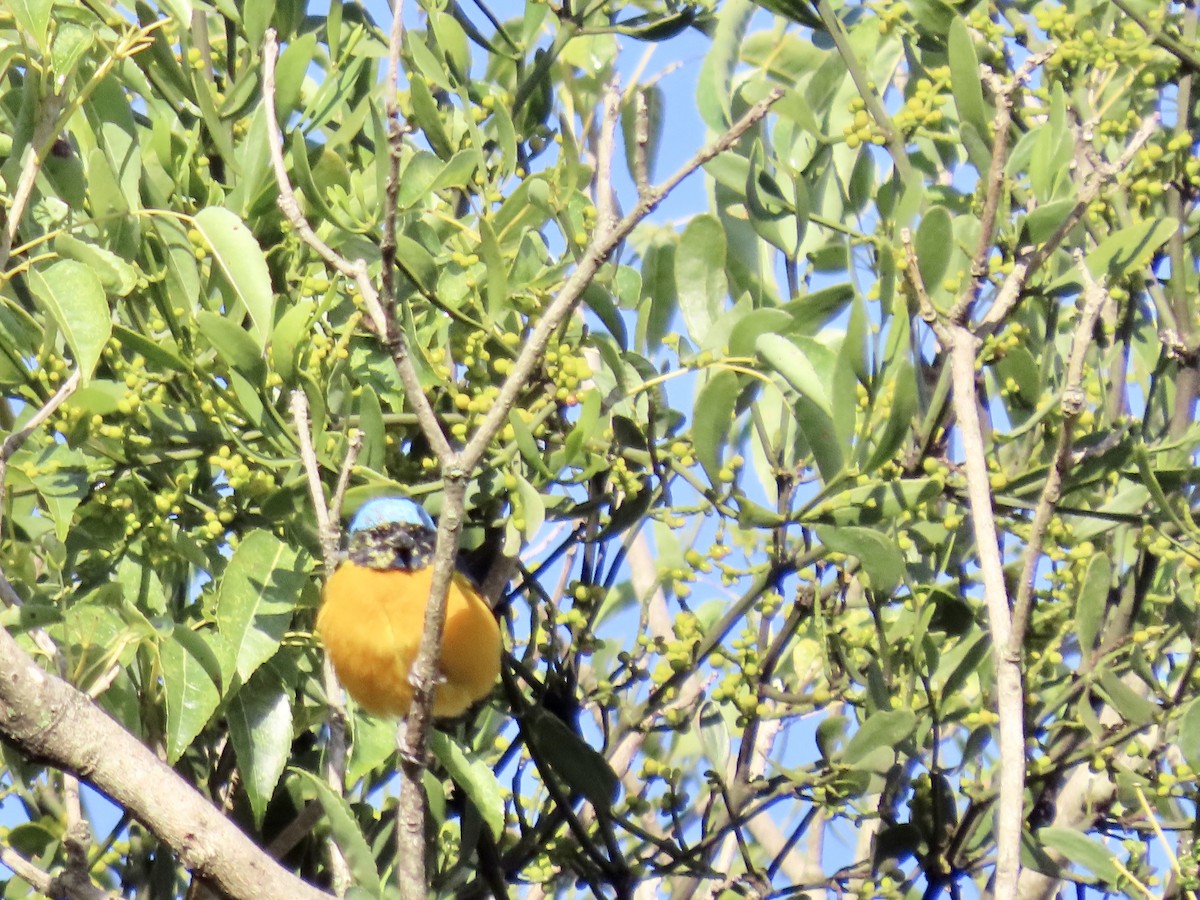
[{"xmin": 345, "ymin": 496, "xmax": 437, "ymax": 571}]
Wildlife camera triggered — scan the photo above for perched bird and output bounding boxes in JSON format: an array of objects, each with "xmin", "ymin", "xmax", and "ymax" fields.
[{"xmin": 317, "ymin": 496, "xmax": 500, "ymax": 718}]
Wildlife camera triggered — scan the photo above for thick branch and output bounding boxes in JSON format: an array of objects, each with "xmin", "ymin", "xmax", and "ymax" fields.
[
  {"xmin": 903, "ymin": 228, "xmax": 1023, "ymax": 895},
  {"xmin": 0, "ymin": 628, "xmax": 326, "ymax": 900}
]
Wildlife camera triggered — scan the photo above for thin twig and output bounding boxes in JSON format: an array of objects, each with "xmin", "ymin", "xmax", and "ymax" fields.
[
  {"xmin": 1009, "ymin": 254, "xmax": 1108, "ymax": 653},
  {"xmin": 0, "ymin": 369, "xmax": 82, "ymax": 667},
  {"xmin": 633, "ymin": 90, "xmax": 651, "ymax": 193},
  {"xmin": 0, "ymin": 625, "xmax": 327, "ymax": 900},
  {"xmin": 63, "ymin": 772, "xmax": 95, "ymax": 893},
  {"xmin": 0, "ymin": 370, "xmax": 83, "ymax": 471},
  {"xmin": 814, "ymin": 0, "xmax": 913, "ymax": 182},
  {"xmin": 0, "ymin": 94, "xmax": 64, "ymax": 272},
  {"xmin": 330, "ymin": 431, "xmax": 363, "ymax": 528},
  {"xmin": 261, "ymin": 32, "xmax": 380, "ymax": 325},
  {"xmin": 978, "ymin": 113, "xmax": 1158, "ymax": 331},
  {"xmin": 951, "ymin": 51, "xmax": 1052, "ymax": 324},
  {"xmin": 287, "ymin": 388, "xmax": 351, "ymax": 895},
  {"xmin": 946, "ymin": 330, "xmax": 1024, "ymax": 896},
  {"xmin": 595, "ymin": 77, "xmax": 621, "ymax": 234},
  {"xmin": 900, "ymin": 228, "xmax": 947, "ymax": 341},
  {"xmin": 0, "ymin": 844, "xmax": 116, "ymax": 900},
  {"xmin": 289, "ymin": 390, "xmax": 336, "ymax": 566},
  {"xmin": 457, "ymin": 87, "xmax": 783, "ymax": 478}
]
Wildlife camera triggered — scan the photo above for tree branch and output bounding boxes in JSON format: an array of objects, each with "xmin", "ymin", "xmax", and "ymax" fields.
[
  {"xmin": 978, "ymin": 113, "xmax": 1157, "ymax": 331},
  {"xmin": 902, "ymin": 228, "xmax": 1023, "ymax": 895},
  {"xmin": 1009, "ymin": 254, "xmax": 1108, "ymax": 652},
  {"xmin": 0, "ymin": 627, "xmax": 327, "ymax": 900},
  {"xmin": 288, "ymin": 388, "xmax": 356, "ymax": 895}
]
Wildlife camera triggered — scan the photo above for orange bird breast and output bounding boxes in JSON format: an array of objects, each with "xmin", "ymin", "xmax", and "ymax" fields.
[{"xmin": 317, "ymin": 562, "xmax": 500, "ymax": 718}]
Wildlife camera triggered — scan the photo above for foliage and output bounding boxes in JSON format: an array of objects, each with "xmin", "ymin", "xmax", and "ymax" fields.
[{"xmin": 0, "ymin": 0, "xmax": 1199, "ymax": 897}]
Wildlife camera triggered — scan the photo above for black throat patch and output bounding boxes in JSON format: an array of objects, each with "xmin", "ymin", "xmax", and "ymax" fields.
[{"xmin": 347, "ymin": 522, "xmax": 436, "ymax": 571}]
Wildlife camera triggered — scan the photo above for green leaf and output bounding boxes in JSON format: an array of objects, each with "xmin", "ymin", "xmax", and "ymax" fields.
[
  {"xmin": 807, "ymin": 477, "xmax": 941, "ymax": 526},
  {"xmin": 215, "ymin": 531, "xmax": 307, "ymax": 684},
  {"xmin": 193, "ymin": 207, "xmax": 274, "ymax": 347},
  {"xmin": 993, "ymin": 344, "xmax": 1040, "ymax": 409},
  {"xmin": 1095, "ymin": 669, "xmax": 1156, "ymax": 727},
  {"xmin": 693, "ymin": 370, "xmax": 740, "ymax": 488},
  {"xmin": 357, "ymin": 386, "xmax": 386, "ymax": 472},
  {"xmin": 478, "ymin": 218, "xmax": 509, "ymax": 320},
  {"xmin": 816, "ymin": 714, "xmax": 849, "ymax": 760},
  {"xmin": 815, "ymin": 526, "xmax": 905, "ymax": 593},
  {"xmin": 9, "ymin": 0, "xmax": 52, "ymax": 50},
  {"xmin": 226, "ymin": 664, "xmax": 293, "ymax": 829},
  {"xmin": 841, "ymin": 709, "xmax": 917, "ymax": 766},
  {"xmin": 1179, "ymin": 697, "xmax": 1200, "ymax": 774},
  {"xmin": 947, "ymin": 17, "xmax": 988, "ymax": 140},
  {"xmin": 756, "ymin": 334, "xmax": 831, "ymax": 415},
  {"xmin": 196, "ymin": 310, "xmax": 266, "ymax": 382},
  {"xmin": 1037, "ymin": 827, "xmax": 1118, "ymax": 883},
  {"xmin": 757, "ymin": 333, "xmax": 843, "ymax": 482},
  {"xmin": 914, "ymin": 206, "xmax": 954, "ymax": 297},
  {"xmin": 429, "ymin": 12, "xmax": 470, "ymax": 83},
  {"xmin": 394, "ymin": 234, "xmax": 438, "ymax": 294},
  {"xmin": 153, "ymin": 217, "xmax": 201, "ymax": 313},
  {"xmin": 696, "ymin": 0, "xmax": 752, "ymax": 130},
  {"xmin": 527, "ymin": 709, "xmax": 619, "ymax": 811},
  {"xmin": 160, "ymin": 625, "xmax": 221, "ymax": 764},
  {"xmin": 291, "ymin": 769, "xmax": 382, "ymax": 894},
  {"xmin": 27, "ymin": 261, "xmax": 111, "ymax": 381},
  {"xmin": 54, "ymin": 234, "xmax": 139, "ymax": 296},
  {"xmin": 513, "ymin": 473, "xmax": 545, "ymax": 541},
  {"xmin": 909, "ymin": 0, "xmax": 956, "ymax": 35},
  {"xmin": 786, "ymin": 283, "xmax": 855, "ymax": 335},
  {"xmin": 273, "ymin": 33, "xmax": 316, "ymax": 120},
  {"xmin": 269, "ymin": 300, "xmax": 314, "ymax": 385},
  {"xmin": 1023, "ymin": 198, "xmax": 1078, "ymax": 245},
  {"xmin": 675, "ymin": 214, "xmax": 728, "ymax": 343},
  {"xmin": 1084, "ymin": 216, "xmax": 1179, "ymax": 283},
  {"xmin": 865, "ymin": 359, "xmax": 917, "ymax": 472},
  {"xmin": 1074, "ymin": 554, "xmax": 1110, "ymax": 656},
  {"xmin": 111, "ymin": 324, "xmax": 187, "ymax": 372},
  {"xmin": 17, "ymin": 443, "xmax": 87, "ymax": 542},
  {"xmin": 728, "ymin": 308, "xmax": 792, "ymax": 358},
  {"xmin": 430, "ymin": 733, "xmax": 505, "ymax": 840},
  {"xmin": 409, "ymin": 72, "xmax": 455, "ymax": 160},
  {"xmin": 936, "ymin": 632, "xmax": 988, "ymax": 700}
]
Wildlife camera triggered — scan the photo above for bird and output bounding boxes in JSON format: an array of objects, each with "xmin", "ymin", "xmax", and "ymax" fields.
[{"xmin": 316, "ymin": 496, "xmax": 501, "ymax": 718}]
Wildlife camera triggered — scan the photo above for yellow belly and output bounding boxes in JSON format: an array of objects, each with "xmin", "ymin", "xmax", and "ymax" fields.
[{"xmin": 316, "ymin": 562, "xmax": 500, "ymax": 718}]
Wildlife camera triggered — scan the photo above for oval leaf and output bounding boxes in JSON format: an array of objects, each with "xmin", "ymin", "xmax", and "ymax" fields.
[
  {"xmin": 160, "ymin": 625, "xmax": 221, "ymax": 764},
  {"xmin": 226, "ymin": 665, "xmax": 293, "ymax": 829},
  {"xmin": 431, "ymin": 732, "xmax": 505, "ymax": 840},
  {"xmin": 193, "ymin": 207, "xmax": 274, "ymax": 347},
  {"xmin": 27, "ymin": 260, "xmax": 111, "ymax": 381},
  {"xmin": 291, "ymin": 768, "xmax": 382, "ymax": 894},
  {"xmin": 842, "ymin": 708, "xmax": 917, "ymax": 766},
  {"xmin": 815, "ymin": 525, "xmax": 905, "ymax": 593},
  {"xmin": 216, "ymin": 531, "xmax": 308, "ymax": 683},
  {"xmin": 1074, "ymin": 553, "xmax": 1110, "ymax": 656},
  {"xmin": 676, "ymin": 214, "xmax": 727, "ymax": 343},
  {"xmin": 693, "ymin": 369, "xmax": 740, "ymax": 487}
]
